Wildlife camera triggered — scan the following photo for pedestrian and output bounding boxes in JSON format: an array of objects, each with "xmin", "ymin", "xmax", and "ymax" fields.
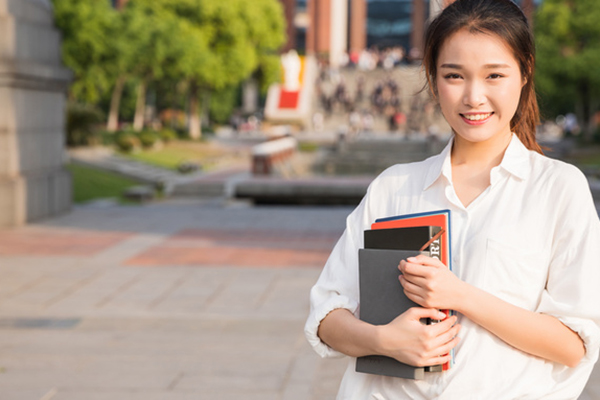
[{"xmin": 304, "ymin": 0, "xmax": 600, "ymax": 399}]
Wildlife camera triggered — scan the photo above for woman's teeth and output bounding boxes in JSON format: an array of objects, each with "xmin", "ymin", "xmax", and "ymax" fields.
[{"xmin": 463, "ymin": 113, "xmax": 492, "ymax": 121}]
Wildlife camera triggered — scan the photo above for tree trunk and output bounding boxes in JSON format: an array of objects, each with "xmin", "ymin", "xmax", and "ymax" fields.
[
  {"xmin": 133, "ymin": 80, "xmax": 147, "ymax": 132},
  {"xmin": 188, "ymin": 82, "xmax": 202, "ymax": 139},
  {"xmin": 107, "ymin": 75, "xmax": 126, "ymax": 132},
  {"xmin": 201, "ymin": 90, "xmax": 211, "ymax": 129}
]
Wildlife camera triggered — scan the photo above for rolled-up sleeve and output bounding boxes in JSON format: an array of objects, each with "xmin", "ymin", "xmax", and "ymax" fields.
[
  {"xmin": 304, "ymin": 179, "xmax": 380, "ymax": 358},
  {"xmin": 535, "ymin": 168, "xmax": 600, "ymax": 364},
  {"xmin": 304, "ymin": 211, "xmax": 362, "ymax": 357}
]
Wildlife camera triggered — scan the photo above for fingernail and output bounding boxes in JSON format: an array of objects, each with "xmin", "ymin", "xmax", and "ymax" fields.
[
  {"xmin": 438, "ymin": 312, "xmax": 446, "ymax": 319},
  {"xmin": 407, "ymin": 257, "xmax": 418, "ymax": 263}
]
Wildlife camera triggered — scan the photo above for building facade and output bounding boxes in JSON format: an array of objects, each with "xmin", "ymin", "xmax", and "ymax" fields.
[
  {"xmin": 280, "ymin": 0, "xmax": 540, "ymax": 67},
  {"xmin": 0, "ymin": 0, "xmax": 72, "ymax": 227}
]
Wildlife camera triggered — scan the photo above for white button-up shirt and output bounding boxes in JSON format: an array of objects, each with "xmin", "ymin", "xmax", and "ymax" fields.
[{"xmin": 305, "ymin": 134, "xmax": 600, "ymax": 399}]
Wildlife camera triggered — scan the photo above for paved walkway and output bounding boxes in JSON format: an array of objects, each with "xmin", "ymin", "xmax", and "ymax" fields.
[
  {"xmin": 1, "ymin": 198, "xmax": 600, "ymax": 399},
  {"xmin": 0, "ymin": 199, "xmax": 351, "ymax": 400}
]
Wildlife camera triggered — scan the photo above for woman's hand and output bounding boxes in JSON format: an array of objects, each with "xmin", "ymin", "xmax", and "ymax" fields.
[
  {"xmin": 399, "ymin": 254, "xmax": 465, "ymax": 310},
  {"xmin": 378, "ymin": 307, "xmax": 460, "ymax": 367}
]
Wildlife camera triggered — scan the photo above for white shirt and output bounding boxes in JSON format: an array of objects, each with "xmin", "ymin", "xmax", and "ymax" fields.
[{"xmin": 305, "ymin": 134, "xmax": 600, "ymax": 400}]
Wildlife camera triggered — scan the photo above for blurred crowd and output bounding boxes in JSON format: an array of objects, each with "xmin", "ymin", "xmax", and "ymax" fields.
[
  {"xmin": 314, "ymin": 66, "xmax": 438, "ymax": 137},
  {"xmin": 339, "ymin": 46, "xmax": 422, "ymax": 71}
]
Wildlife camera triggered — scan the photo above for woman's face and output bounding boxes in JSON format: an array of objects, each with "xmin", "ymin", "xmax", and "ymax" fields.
[{"xmin": 436, "ymin": 28, "xmax": 525, "ymax": 146}]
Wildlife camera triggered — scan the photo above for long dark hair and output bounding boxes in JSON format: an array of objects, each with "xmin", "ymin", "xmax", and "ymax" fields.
[{"xmin": 423, "ymin": 0, "xmax": 542, "ymax": 153}]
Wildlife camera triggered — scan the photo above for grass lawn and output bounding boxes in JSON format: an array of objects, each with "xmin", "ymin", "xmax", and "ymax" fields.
[
  {"xmin": 66, "ymin": 163, "xmax": 140, "ymax": 204},
  {"xmin": 122, "ymin": 140, "xmax": 232, "ymax": 171}
]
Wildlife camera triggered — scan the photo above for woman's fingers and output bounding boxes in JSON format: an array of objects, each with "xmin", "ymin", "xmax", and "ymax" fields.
[
  {"xmin": 385, "ymin": 308, "xmax": 460, "ymax": 367},
  {"xmin": 405, "ymin": 306, "xmax": 447, "ymax": 322},
  {"xmin": 418, "ymin": 352, "xmax": 454, "ymax": 368},
  {"xmin": 430, "ymin": 321, "xmax": 461, "ymax": 349},
  {"xmin": 399, "ymin": 274, "xmax": 424, "ymax": 293}
]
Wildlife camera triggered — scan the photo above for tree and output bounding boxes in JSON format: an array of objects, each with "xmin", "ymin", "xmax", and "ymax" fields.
[
  {"xmin": 164, "ymin": 0, "xmax": 286, "ymax": 138},
  {"xmin": 54, "ymin": 0, "xmax": 286, "ymax": 136},
  {"xmin": 535, "ymin": 0, "xmax": 600, "ymax": 140},
  {"xmin": 120, "ymin": 1, "xmax": 187, "ymax": 131},
  {"xmin": 52, "ymin": 0, "xmax": 118, "ymax": 104}
]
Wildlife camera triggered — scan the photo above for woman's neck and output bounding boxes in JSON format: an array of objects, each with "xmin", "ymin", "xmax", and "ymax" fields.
[
  {"xmin": 449, "ymin": 132, "xmax": 513, "ymax": 208},
  {"xmin": 451, "ymin": 132, "xmax": 513, "ymax": 169}
]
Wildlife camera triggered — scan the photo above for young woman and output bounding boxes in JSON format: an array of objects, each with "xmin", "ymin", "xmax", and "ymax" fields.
[{"xmin": 304, "ymin": 0, "xmax": 600, "ymax": 398}]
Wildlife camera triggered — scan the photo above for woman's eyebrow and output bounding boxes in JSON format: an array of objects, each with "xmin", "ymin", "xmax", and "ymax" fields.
[
  {"xmin": 440, "ymin": 63, "xmax": 462, "ymax": 69},
  {"xmin": 484, "ymin": 63, "xmax": 511, "ymax": 69},
  {"xmin": 439, "ymin": 63, "xmax": 512, "ymax": 69}
]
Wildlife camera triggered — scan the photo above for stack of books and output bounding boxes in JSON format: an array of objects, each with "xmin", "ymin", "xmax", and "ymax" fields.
[{"xmin": 357, "ymin": 210, "xmax": 454, "ymax": 380}]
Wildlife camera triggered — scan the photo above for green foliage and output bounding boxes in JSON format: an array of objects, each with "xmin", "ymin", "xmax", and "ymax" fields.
[
  {"xmin": 159, "ymin": 129, "xmax": 178, "ymax": 143},
  {"xmin": 210, "ymin": 87, "xmax": 239, "ymax": 124},
  {"xmin": 257, "ymin": 53, "xmax": 284, "ymax": 93},
  {"xmin": 52, "ymin": 0, "xmax": 118, "ymax": 103},
  {"xmin": 66, "ymin": 102, "xmax": 105, "ymax": 147},
  {"xmin": 54, "ymin": 0, "xmax": 287, "ymax": 133},
  {"xmin": 535, "ymin": 0, "xmax": 600, "ymax": 128},
  {"xmin": 114, "ymin": 131, "xmax": 141, "ymax": 153},
  {"xmin": 164, "ymin": 0, "xmax": 286, "ymax": 95},
  {"xmin": 137, "ymin": 130, "xmax": 159, "ymax": 149},
  {"xmin": 121, "ymin": 1, "xmax": 186, "ymax": 81}
]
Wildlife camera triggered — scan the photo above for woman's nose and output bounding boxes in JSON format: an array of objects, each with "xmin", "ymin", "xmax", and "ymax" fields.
[{"xmin": 463, "ymin": 81, "xmax": 487, "ymax": 108}]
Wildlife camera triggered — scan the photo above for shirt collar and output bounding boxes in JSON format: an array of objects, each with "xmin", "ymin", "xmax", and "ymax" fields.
[
  {"xmin": 423, "ymin": 137, "xmax": 453, "ymax": 191},
  {"xmin": 422, "ymin": 133, "xmax": 532, "ymax": 192},
  {"xmin": 498, "ymin": 133, "xmax": 532, "ymax": 181}
]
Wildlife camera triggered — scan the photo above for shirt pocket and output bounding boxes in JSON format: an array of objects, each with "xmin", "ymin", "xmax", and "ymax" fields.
[{"xmin": 483, "ymin": 238, "xmax": 549, "ymax": 309}]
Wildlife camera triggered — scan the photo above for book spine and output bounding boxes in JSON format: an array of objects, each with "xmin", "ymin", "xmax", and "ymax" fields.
[{"xmin": 425, "ymin": 226, "xmax": 444, "ymax": 373}]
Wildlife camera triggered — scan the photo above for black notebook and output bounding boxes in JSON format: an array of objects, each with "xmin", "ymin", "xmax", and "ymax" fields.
[
  {"xmin": 364, "ymin": 226, "xmax": 442, "ymax": 252},
  {"xmin": 356, "ymin": 248, "xmax": 427, "ymax": 380}
]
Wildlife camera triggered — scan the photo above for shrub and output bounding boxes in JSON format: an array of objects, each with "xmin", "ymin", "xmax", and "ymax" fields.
[
  {"xmin": 95, "ymin": 130, "xmax": 117, "ymax": 146},
  {"xmin": 66, "ymin": 102, "xmax": 105, "ymax": 147},
  {"xmin": 137, "ymin": 130, "xmax": 159, "ymax": 149},
  {"xmin": 177, "ymin": 161, "xmax": 201, "ymax": 174},
  {"xmin": 159, "ymin": 128, "xmax": 178, "ymax": 143},
  {"xmin": 115, "ymin": 131, "xmax": 140, "ymax": 153}
]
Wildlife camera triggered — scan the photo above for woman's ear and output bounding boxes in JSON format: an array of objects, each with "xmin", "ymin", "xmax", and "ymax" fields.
[{"xmin": 522, "ymin": 55, "xmax": 534, "ymax": 88}]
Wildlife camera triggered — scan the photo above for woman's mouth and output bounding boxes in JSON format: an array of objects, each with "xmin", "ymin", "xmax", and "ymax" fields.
[{"xmin": 460, "ymin": 112, "xmax": 493, "ymax": 125}]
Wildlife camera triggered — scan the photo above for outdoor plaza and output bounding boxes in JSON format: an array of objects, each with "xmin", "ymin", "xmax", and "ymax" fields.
[
  {"xmin": 2, "ymin": 0, "xmax": 600, "ymax": 398},
  {"xmin": 0, "ymin": 180, "xmax": 599, "ymax": 399}
]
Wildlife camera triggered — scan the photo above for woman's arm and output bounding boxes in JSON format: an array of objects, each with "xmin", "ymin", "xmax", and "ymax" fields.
[
  {"xmin": 318, "ymin": 306, "xmax": 460, "ymax": 367},
  {"xmin": 399, "ymin": 255, "xmax": 585, "ymax": 367}
]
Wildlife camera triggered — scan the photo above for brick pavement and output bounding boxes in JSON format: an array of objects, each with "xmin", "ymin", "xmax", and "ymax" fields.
[
  {"xmin": 0, "ymin": 199, "xmax": 351, "ymax": 400},
  {"xmin": 0, "ymin": 198, "xmax": 599, "ymax": 399}
]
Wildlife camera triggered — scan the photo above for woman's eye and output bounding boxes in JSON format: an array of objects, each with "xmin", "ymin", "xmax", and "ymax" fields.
[
  {"xmin": 488, "ymin": 73, "xmax": 503, "ymax": 79},
  {"xmin": 444, "ymin": 73, "xmax": 461, "ymax": 79}
]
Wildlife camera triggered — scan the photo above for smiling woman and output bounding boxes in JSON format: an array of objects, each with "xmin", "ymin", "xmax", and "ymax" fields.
[
  {"xmin": 305, "ymin": 0, "xmax": 600, "ymax": 399},
  {"xmin": 436, "ymin": 31, "xmax": 523, "ymax": 148}
]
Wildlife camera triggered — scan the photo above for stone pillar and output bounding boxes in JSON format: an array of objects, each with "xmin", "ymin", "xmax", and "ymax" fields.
[
  {"xmin": 410, "ymin": 0, "xmax": 426, "ymax": 56},
  {"xmin": 307, "ymin": 0, "xmax": 331, "ymax": 60},
  {"xmin": 0, "ymin": 0, "xmax": 72, "ymax": 227},
  {"xmin": 329, "ymin": 0, "xmax": 348, "ymax": 68},
  {"xmin": 316, "ymin": 0, "xmax": 332, "ymax": 59},
  {"xmin": 306, "ymin": 0, "xmax": 315, "ymax": 55},
  {"xmin": 349, "ymin": 0, "xmax": 366, "ymax": 55},
  {"xmin": 279, "ymin": 0, "xmax": 297, "ymax": 53}
]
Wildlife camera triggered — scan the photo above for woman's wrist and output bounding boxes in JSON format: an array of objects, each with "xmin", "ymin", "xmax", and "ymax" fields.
[
  {"xmin": 450, "ymin": 278, "xmax": 473, "ymax": 315},
  {"xmin": 373, "ymin": 323, "xmax": 398, "ymax": 357}
]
